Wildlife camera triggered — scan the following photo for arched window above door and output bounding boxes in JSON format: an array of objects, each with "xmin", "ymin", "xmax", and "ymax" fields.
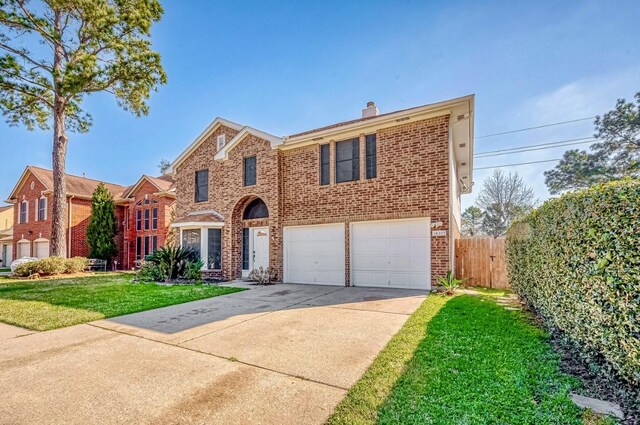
[{"xmin": 243, "ymin": 198, "xmax": 268, "ymax": 220}]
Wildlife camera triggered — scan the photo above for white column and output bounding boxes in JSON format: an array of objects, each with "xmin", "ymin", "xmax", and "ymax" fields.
[{"xmin": 200, "ymin": 228, "xmax": 208, "ymax": 271}]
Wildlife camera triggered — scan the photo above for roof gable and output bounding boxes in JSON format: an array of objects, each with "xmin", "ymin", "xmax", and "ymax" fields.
[
  {"xmin": 214, "ymin": 127, "xmax": 283, "ymax": 161},
  {"xmin": 168, "ymin": 117, "xmax": 243, "ymax": 173},
  {"xmin": 122, "ymin": 175, "xmax": 175, "ymax": 199}
]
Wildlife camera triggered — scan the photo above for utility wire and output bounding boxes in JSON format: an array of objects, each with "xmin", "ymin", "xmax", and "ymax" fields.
[
  {"xmin": 474, "ymin": 158, "xmax": 561, "ymax": 170},
  {"xmin": 475, "ymin": 137, "xmax": 598, "ymax": 158},
  {"xmin": 476, "ymin": 117, "xmax": 596, "ymax": 139}
]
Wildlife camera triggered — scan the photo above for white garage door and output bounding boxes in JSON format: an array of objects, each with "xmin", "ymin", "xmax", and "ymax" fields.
[
  {"xmin": 17, "ymin": 242, "xmax": 30, "ymax": 259},
  {"xmin": 351, "ymin": 219, "xmax": 431, "ymax": 290},
  {"xmin": 284, "ymin": 224, "xmax": 345, "ymax": 286},
  {"xmin": 35, "ymin": 241, "xmax": 49, "ymax": 259}
]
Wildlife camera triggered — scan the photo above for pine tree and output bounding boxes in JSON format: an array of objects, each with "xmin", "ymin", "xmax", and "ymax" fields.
[{"xmin": 87, "ymin": 183, "xmax": 118, "ymax": 261}]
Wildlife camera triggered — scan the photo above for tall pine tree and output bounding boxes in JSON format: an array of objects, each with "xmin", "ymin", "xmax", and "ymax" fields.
[{"xmin": 87, "ymin": 183, "xmax": 117, "ymax": 261}]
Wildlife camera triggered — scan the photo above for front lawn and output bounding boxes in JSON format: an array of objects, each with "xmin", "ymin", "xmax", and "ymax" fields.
[
  {"xmin": 329, "ymin": 294, "xmax": 594, "ymax": 425},
  {"xmin": 0, "ymin": 273, "xmax": 243, "ymax": 331}
]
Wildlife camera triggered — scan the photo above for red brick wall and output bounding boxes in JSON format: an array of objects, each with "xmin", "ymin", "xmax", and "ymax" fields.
[
  {"xmin": 12, "ymin": 174, "xmax": 51, "ymax": 259},
  {"xmin": 176, "ymin": 126, "xmax": 282, "ymax": 280},
  {"xmin": 281, "ymin": 115, "xmax": 452, "ymax": 284}
]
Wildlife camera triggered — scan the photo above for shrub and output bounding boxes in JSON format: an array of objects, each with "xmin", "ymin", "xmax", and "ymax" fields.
[
  {"xmin": 247, "ymin": 266, "xmax": 274, "ymax": 285},
  {"xmin": 10, "ymin": 257, "xmax": 37, "ymax": 273},
  {"xmin": 64, "ymin": 257, "xmax": 88, "ymax": 274},
  {"xmin": 435, "ymin": 270, "xmax": 466, "ymax": 295},
  {"xmin": 506, "ymin": 179, "xmax": 640, "ymax": 384},
  {"xmin": 137, "ymin": 246, "xmax": 199, "ymax": 282}
]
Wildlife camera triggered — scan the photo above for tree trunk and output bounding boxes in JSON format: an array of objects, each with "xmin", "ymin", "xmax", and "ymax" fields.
[
  {"xmin": 50, "ymin": 10, "xmax": 67, "ymax": 257},
  {"xmin": 50, "ymin": 97, "xmax": 67, "ymax": 257}
]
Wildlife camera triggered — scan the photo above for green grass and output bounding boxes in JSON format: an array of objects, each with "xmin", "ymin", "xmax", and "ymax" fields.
[
  {"xmin": 465, "ymin": 286, "xmax": 512, "ymax": 297},
  {"xmin": 327, "ymin": 294, "xmax": 450, "ymax": 424},
  {"xmin": 0, "ymin": 273, "xmax": 243, "ymax": 331},
  {"xmin": 329, "ymin": 295, "xmax": 589, "ymax": 425}
]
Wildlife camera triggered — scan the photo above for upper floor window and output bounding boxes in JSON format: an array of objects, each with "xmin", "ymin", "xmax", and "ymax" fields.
[
  {"xmin": 136, "ymin": 210, "xmax": 142, "ymax": 231},
  {"xmin": 365, "ymin": 134, "xmax": 377, "ymax": 179},
  {"xmin": 144, "ymin": 209, "xmax": 150, "ymax": 230},
  {"xmin": 195, "ymin": 169, "xmax": 209, "ymax": 202},
  {"xmin": 320, "ymin": 144, "xmax": 330, "ymax": 185},
  {"xmin": 335, "ymin": 138, "xmax": 360, "ymax": 183},
  {"xmin": 152, "ymin": 207, "xmax": 158, "ymax": 230},
  {"xmin": 19, "ymin": 200, "xmax": 28, "ymax": 223},
  {"xmin": 244, "ymin": 156, "xmax": 256, "ymax": 186},
  {"xmin": 37, "ymin": 197, "xmax": 47, "ymax": 221},
  {"xmin": 217, "ymin": 134, "xmax": 226, "ymax": 150}
]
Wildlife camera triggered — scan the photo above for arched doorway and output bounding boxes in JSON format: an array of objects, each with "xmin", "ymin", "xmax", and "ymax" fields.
[{"xmin": 231, "ymin": 196, "xmax": 270, "ymax": 278}]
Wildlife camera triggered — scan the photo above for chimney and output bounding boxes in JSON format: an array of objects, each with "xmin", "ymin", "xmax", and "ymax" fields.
[{"xmin": 362, "ymin": 101, "xmax": 379, "ymax": 118}]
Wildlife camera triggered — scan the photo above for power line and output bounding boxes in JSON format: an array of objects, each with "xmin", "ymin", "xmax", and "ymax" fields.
[
  {"xmin": 476, "ymin": 117, "xmax": 596, "ymax": 139},
  {"xmin": 474, "ymin": 158, "xmax": 561, "ymax": 170},
  {"xmin": 475, "ymin": 137, "xmax": 597, "ymax": 158}
]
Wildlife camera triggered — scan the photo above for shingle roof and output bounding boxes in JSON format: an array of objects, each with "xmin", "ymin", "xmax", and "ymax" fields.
[
  {"xmin": 174, "ymin": 210, "xmax": 224, "ymax": 224},
  {"xmin": 17, "ymin": 166, "xmax": 128, "ymax": 200}
]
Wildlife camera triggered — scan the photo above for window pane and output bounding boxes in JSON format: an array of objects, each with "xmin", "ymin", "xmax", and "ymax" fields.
[
  {"xmin": 181, "ymin": 229, "xmax": 201, "ymax": 258},
  {"xmin": 207, "ymin": 228, "xmax": 222, "ymax": 269},
  {"xmin": 136, "ymin": 210, "xmax": 142, "ymax": 231},
  {"xmin": 136, "ymin": 237, "xmax": 142, "ymax": 259},
  {"xmin": 335, "ymin": 138, "xmax": 359, "ymax": 183},
  {"xmin": 320, "ymin": 144, "xmax": 330, "ymax": 185},
  {"xmin": 195, "ymin": 170, "xmax": 209, "ymax": 202},
  {"xmin": 144, "ymin": 209, "xmax": 150, "ymax": 230},
  {"xmin": 152, "ymin": 208, "xmax": 158, "ymax": 230},
  {"xmin": 244, "ymin": 156, "xmax": 256, "ymax": 186},
  {"xmin": 242, "ymin": 228, "xmax": 249, "ymax": 270},
  {"xmin": 152, "ymin": 236, "xmax": 157, "ymax": 253},
  {"xmin": 366, "ymin": 134, "xmax": 377, "ymax": 179}
]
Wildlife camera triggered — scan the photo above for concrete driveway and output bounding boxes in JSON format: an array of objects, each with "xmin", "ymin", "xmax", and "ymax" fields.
[{"xmin": 0, "ymin": 283, "xmax": 426, "ymax": 425}]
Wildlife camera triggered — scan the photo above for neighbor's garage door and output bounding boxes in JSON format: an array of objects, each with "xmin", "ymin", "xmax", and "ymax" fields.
[
  {"xmin": 351, "ymin": 219, "xmax": 431, "ymax": 290},
  {"xmin": 284, "ymin": 224, "xmax": 345, "ymax": 285},
  {"xmin": 35, "ymin": 240, "xmax": 49, "ymax": 259}
]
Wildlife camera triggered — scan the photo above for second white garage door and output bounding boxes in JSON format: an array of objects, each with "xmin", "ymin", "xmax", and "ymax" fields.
[
  {"xmin": 351, "ymin": 219, "xmax": 431, "ymax": 290},
  {"xmin": 284, "ymin": 224, "xmax": 345, "ymax": 286}
]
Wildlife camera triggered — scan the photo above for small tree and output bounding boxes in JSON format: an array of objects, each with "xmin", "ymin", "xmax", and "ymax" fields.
[
  {"xmin": 158, "ymin": 159, "xmax": 171, "ymax": 174},
  {"xmin": 477, "ymin": 170, "xmax": 536, "ymax": 237},
  {"xmin": 86, "ymin": 182, "xmax": 117, "ymax": 261},
  {"xmin": 461, "ymin": 206, "xmax": 484, "ymax": 236}
]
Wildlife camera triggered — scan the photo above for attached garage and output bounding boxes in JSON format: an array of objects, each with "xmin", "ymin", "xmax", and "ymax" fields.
[
  {"xmin": 34, "ymin": 239, "xmax": 50, "ymax": 259},
  {"xmin": 351, "ymin": 219, "xmax": 431, "ymax": 290},
  {"xmin": 283, "ymin": 223, "xmax": 345, "ymax": 286}
]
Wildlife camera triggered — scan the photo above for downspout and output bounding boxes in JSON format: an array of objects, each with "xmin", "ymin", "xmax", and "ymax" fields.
[{"xmin": 67, "ymin": 195, "xmax": 74, "ymax": 258}]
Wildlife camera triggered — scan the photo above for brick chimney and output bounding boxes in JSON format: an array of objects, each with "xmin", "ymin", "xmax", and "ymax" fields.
[{"xmin": 362, "ymin": 101, "xmax": 379, "ymax": 118}]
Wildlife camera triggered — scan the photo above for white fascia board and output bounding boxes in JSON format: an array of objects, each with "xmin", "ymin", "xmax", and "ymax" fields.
[
  {"xmin": 168, "ymin": 117, "xmax": 244, "ymax": 173},
  {"xmin": 214, "ymin": 127, "xmax": 283, "ymax": 161},
  {"xmin": 171, "ymin": 221, "xmax": 225, "ymax": 228}
]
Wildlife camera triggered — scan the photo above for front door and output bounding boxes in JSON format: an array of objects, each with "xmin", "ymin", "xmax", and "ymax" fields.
[{"xmin": 252, "ymin": 227, "xmax": 270, "ymax": 270}]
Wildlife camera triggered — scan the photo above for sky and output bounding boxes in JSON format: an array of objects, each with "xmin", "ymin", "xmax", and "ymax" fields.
[{"xmin": 1, "ymin": 0, "xmax": 639, "ymax": 210}]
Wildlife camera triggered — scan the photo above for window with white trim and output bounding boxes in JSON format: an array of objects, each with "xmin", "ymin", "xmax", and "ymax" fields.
[
  {"xmin": 19, "ymin": 200, "xmax": 28, "ymax": 223},
  {"xmin": 37, "ymin": 197, "xmax": 47, "ymax": 221},
  {"xmin": 217, "ymin": 134, "xmax": 226, "ymax": 150}
]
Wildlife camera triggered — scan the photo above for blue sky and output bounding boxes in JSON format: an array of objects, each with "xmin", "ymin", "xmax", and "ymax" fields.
[{"xmin": 1, "ymin": 0, "xmax": 639, "ymax": 209}]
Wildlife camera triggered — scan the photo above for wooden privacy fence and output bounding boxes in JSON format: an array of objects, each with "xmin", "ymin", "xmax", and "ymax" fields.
[{"xmin": 455, "ymin": 237, "xmax": 509, "ymax": 289}]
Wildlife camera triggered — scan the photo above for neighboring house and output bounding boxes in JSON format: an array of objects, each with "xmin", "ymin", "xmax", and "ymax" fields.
[
  {"xmin": 5, "ymin": 166, "xmax": 176, "ymax": 267},
  {"xmin": 0, "ymin": 205, "xmax": 13, "ymax": 268},
  {"xmin": 167, "ymin": 95, "xmax": 474, "ymax": 289},
  {"xmin": 119, "ymin": 175, "xmax": 176, "ymax": 269}
]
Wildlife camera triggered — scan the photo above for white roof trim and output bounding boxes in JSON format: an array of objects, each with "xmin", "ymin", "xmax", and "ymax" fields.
[
  {"xmin": 214, "ymin": 126, "xmax": 283, "ymax": 161},
  {"xmin": 171, "ymin": 221, "xmax": 224, "ymax": 228},
  {"xmin": 168, "ymin": 117, "xmax": 244, "ymax": 173},
  {"xmin": 6, "ymin": 166, "xmax": 49, "ymax": 203},
  {"xmin": 122, "ymin": 175, "xmax": 162, "ymax": 199}
]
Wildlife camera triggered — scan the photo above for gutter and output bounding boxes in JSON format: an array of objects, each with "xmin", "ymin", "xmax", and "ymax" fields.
[{"xmin": 67, "ymin": 195, "xmax": 74, "ymax": 258}]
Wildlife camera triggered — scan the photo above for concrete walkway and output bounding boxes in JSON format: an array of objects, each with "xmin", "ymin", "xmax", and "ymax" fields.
[{"xmin": 0, "ymin": 283, "xmax": 426, "ymax": 424}]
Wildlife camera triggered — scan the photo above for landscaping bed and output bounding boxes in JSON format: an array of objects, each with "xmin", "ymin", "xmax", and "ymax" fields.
[
  {"xmin": 328, "ymin": 293, "xmax": 614, "ymax": 425},
  {"xmin": 0, "ymin": 272, "xmax": 243, "ymax": 331}
]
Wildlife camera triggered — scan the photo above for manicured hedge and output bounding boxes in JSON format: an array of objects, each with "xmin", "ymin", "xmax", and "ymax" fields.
[
  {"xmin": 506, "ymin": 179, "xmax": 639, "ymax": 384},
  {"xmin": 14, "ymin": 256, "xmax": 88, "ymax": 277}
]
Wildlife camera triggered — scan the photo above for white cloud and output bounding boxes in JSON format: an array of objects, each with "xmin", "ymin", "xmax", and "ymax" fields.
[{"xmin": 463, "ymin": 66, "xmax": 640, "ymax": 210}]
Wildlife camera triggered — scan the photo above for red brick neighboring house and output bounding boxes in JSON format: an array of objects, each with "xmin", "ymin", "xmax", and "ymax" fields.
[
  {"xmin": 118, "ymin": 175, "xmax": 176, "ymax": 269},
  {"xmin": 5, "ymin": 166, "xmax": 175, "ymax": 268},
  {"xmin": 167, "ymin": 95, "xmax": 474, "ymax": 289}
]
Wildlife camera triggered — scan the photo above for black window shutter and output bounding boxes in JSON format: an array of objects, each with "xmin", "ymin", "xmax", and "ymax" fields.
[
  {"xmin": 320, "ymin": 144, "xmax": 330, "ymax": 185},
  {"xmin": 366, "ymin": 134, "xmax": 377, "ymax": 179}
]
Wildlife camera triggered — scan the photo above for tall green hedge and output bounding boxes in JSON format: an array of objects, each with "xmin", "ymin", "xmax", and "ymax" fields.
[{"xmin": 506, "ymin": 179, "xmax": 639, "ymax": 384}]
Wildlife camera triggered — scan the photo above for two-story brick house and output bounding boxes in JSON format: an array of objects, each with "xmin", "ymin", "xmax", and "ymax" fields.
[
  {"xmin": 168, "ymin": 95, "xmax": 474, "ymax": 289},
  {"xmin": 5, "ymin": 166, "xmax": 176, "ymax": 268}
]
